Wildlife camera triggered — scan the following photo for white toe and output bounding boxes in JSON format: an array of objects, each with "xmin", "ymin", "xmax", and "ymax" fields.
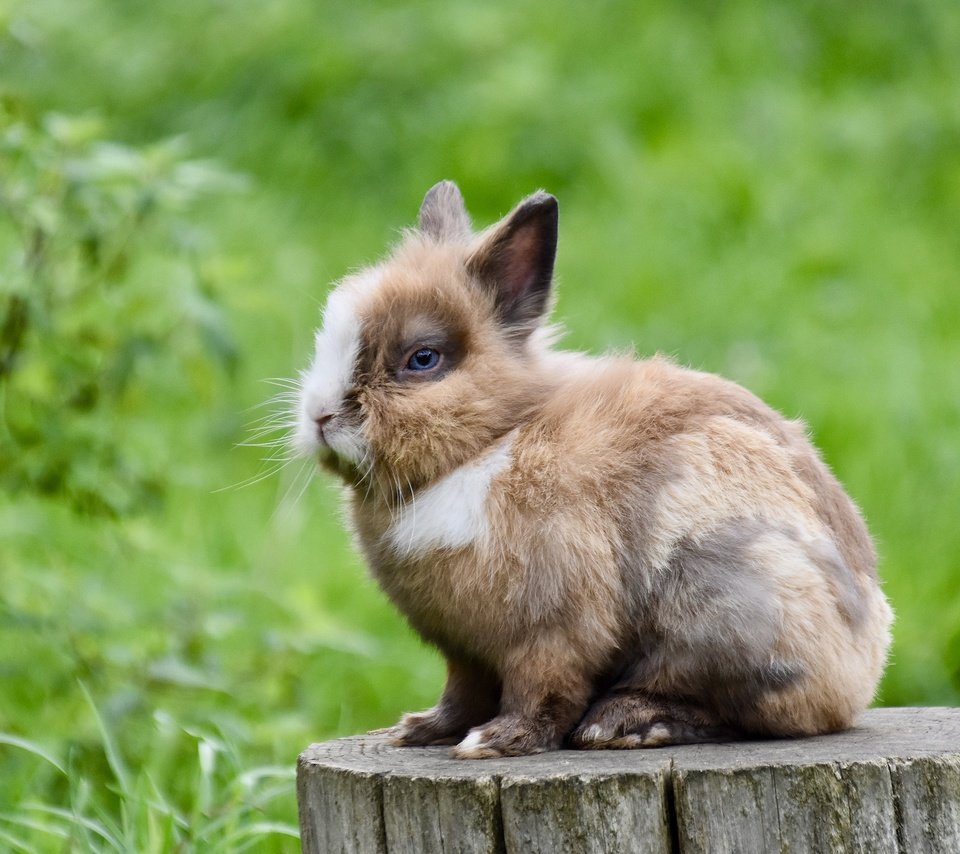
[{"xmin": 458, "ymin": 729, "xmax": 485, "ymax": 751}]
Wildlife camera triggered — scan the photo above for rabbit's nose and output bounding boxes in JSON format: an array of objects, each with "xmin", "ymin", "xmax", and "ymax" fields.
[{"xmin": 315, "ymin": 412, "xmax": 334, "ymax": 440}]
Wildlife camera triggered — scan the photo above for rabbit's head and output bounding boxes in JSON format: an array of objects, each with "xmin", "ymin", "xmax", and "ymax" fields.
[{"xmin": 294, "ymin": 182, "xmax": 559, "ymax": 497}]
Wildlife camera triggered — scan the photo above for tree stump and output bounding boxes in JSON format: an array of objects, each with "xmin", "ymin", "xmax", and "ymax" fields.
[{"xmin": 297, "ymin": 707, "xmax": 960, "ymax": 853}]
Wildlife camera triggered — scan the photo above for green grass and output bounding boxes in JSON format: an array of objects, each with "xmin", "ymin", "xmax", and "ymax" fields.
[{"xmin": 1, "ymin": 0, "xmax": 959, "ymax": 848}]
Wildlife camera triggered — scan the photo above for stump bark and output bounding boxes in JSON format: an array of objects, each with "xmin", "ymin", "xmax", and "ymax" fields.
[{"xmin": 297, "ymin": 707, "xmax": 960, "ymax": 853}]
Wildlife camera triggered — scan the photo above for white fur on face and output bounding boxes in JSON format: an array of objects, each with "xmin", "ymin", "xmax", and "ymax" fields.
[
  {"xmin": 294, "ymin": 270, "xmax": 380, "ymax": 463},
  {"xmin": 387, "ymin": 431, "xmax": 517, "ymax": 558}
]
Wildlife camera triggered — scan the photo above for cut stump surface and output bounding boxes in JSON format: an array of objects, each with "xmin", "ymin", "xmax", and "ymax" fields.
[{"xmin": 297, "ymin": 707, "xmax": 960, "ymax": 853}]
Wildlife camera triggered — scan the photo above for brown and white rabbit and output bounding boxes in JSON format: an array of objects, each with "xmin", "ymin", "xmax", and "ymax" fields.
[{"xmin": 293, "ymin": 181, "xmax": 893, "ymax": 758}]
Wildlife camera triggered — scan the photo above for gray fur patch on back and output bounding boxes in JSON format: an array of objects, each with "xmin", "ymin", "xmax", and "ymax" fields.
[
  {"xmin": 614, "ymin": 515, "xmax": 869, "ymax": 727},
  {"xmin": 615, "ymin": 518, "xmax": 806, "ymax": 722},
  {"xmin": 803, "ymin": 535, "xmax": 868, "ymax": 628}
]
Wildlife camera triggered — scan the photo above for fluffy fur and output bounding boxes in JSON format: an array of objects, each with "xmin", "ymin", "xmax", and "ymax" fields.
[{"xmin": 294, "ymin": 181, "xmax": 893, "ymax": 758}]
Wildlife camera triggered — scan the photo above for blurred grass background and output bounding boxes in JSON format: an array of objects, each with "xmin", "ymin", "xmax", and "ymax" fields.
[{"xmin": 1, "ymin": 0, "xmax": 959, "ymax": 848}]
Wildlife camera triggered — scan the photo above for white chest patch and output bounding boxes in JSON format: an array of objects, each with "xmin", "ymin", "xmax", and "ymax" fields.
[{"xmin": 386, "ymin": 431, "xmax": 517, "ymax": 558}]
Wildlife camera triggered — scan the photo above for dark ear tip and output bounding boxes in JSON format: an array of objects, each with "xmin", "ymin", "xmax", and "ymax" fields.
[
  {"xmin": 527, "ymin": 190, "xmax": 557, "ymax": 208},
  {"xmin": 517, "ymin": 191, "xmax": 558, "ymax": 224}
]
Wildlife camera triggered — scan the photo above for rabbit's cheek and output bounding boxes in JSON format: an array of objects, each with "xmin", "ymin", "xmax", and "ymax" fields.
[{"xmin": 323, "ymin": 423, "xmax": 368, "ymax": 466}]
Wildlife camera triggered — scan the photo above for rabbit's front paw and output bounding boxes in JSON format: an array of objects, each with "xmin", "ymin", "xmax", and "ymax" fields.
[
  {"xmin": 450, "ymin": 715, "xmax": 557, "ymax": 759},
  {"xmin": 388, "ymin": 708, "xmax": 466, "ymax": 746}
]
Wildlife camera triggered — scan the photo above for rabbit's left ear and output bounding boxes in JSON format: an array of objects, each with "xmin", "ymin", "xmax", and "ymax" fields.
[
  {"xmin": 419, "ymin": 180, "xmax": 472, "ymax": 241},
  {"xmin": 467, "ymin": 191, "xmax": 558, "ymax": 335}
]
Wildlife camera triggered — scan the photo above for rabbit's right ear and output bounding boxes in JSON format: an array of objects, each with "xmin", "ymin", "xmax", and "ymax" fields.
[
  {"xmin": 467, "ymin": 191, "xmax": 558, "ymax": 336},
  {"xmin": 419, "ymin": 180, "xmax": 472, "ymax": 242}
]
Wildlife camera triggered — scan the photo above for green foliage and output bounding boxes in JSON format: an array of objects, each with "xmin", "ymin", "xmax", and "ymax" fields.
[
  {"xmin": 0, "ymin": 0, "xmax": 959, "ymax": 848},
  {"xmin": 0, "ymin": 102, "xmax": 239, "ymax": 516},
  {"xmin": 0, "ymin": 699, "xmax": 297, "ymax": 852}
]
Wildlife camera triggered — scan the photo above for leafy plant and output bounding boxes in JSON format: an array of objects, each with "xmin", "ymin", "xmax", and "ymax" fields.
[{"xmin": 0, "ymin": 99, "xmax": 241, "ymax": 515}]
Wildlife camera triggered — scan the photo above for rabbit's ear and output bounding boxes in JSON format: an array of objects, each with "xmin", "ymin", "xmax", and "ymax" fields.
[
  {"xmin": 467, "ymin": 191, "xmax": 558, "ymax": 333},
  {"xmin": 418, "ymin": 180, "xmax": 472, "ymax": 241}
]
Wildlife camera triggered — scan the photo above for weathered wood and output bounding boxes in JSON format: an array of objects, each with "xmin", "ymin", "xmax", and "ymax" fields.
[
  {"xmin": 500, "ymin": 770, "xmax": 671, "ymax": 853},
  {"xmin": 673, "ymin": 759, "xmax": 901, "ymax": 853},
  {"xmin": 382, "ymin": 774, "xmax": 502, "ymax": 854},
  {"xmin": 297, "ymin": 763, "xmax": 386, "ymax": 854},
  {"xmin": 298, "ymin": 708, "xmax": 960, "ymax": 853},
  {"xmin": 890, "ymin": 755, "xmax": 960, "ymax": 854}
]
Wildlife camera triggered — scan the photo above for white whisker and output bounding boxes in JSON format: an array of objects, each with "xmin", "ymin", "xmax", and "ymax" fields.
[
  {"xmin": 235, "ymin": 437, "xmax": 294, "ymax": 449},
  {"xmin": 290, "ymin": 462, "xmax": 316, "ymax": 507},
  {"xmin": 236, "ymin": 379, "xmax": 303, "ymax": 476},
  {"xmin": 259, "ymin": 454, "xmax": 297, "ymax": 468},
  {"xmin": 261, "ymin": 377, "xmax": 302, "ymax": 389},
  {"xmin": 243, "ymin": 425, "xmax": 297, "ymax": 444},
  {"xmin": 213, "ymin": 458, "xmax": 293, "ymax": 493},
  {"xmin": 243, "ymin": 393, "xmax": 299, "ymax": 414},
  {"xmin": 273, "ymin": 460, "xmax": 315, "ymax": 521}
]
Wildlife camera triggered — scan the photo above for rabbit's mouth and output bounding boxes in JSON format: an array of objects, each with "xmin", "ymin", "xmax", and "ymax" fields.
[
  {"xmin": 292, "ymin": 393, "xmax": 367, "ymax": 465},
  {"xmin": 317, "ymin": 444, "xmax": 366, "ymax": 486}
]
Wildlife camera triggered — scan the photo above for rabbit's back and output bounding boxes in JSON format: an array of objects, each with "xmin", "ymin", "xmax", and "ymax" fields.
[
  {"xmin": 497, "ymin": 353, "xmax": 891, "ymax": 736},
  {"xmin": 528, "ymin": 352, "xmax": 874, "ymax": 576}
]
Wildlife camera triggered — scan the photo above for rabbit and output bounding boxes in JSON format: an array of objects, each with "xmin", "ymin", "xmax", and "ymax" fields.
[{"xmin": 293, "ymin": 180, "xmax": 893, "ymax": 758}]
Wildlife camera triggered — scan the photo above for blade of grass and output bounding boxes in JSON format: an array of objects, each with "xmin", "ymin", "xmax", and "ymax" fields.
[
  {"xmin": 0, "ymin": 733, "xmax": 67, "ymax": 775},
  {"xmin": 0, "ymin": 826, "xmax": 36, "ymax": 854},
  {"xmin": 21, "ymin": 803, "xmax": 122, "ymax": 851},
  {"xmin": 78, "ymin": 682, "xmax": 131, "ymax": 794},
  {"xmin": 217, "ymin": 819, "xmax": 300, "ymax": 853},
  {"xmin": 0, "ymin": 811, "xmax": 70, "ymax": 840}
]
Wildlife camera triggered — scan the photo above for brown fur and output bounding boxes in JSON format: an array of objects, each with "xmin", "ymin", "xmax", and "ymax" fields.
[{"xmin": 296, "ymin": 182, "xmax": 893, "ymax": 757}]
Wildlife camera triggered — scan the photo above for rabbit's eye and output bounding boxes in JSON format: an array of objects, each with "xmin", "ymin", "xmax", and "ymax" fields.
[{"xmin": 407, "ymin": 348, "xmax": 440, "ymax": 371}]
